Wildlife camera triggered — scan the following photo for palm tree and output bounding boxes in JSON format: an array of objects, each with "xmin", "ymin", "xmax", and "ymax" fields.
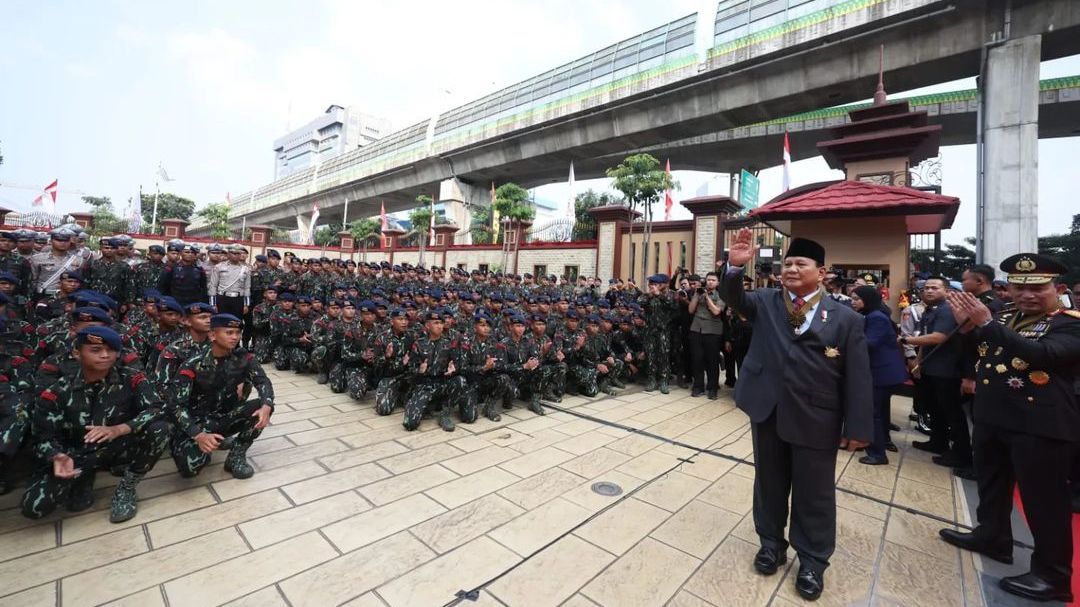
[
  {"xmin": 348, "ymin": 217, "xmax": 380, "ymax": 262},
  {"xmin": 494, "ymin": 183, "xmax": 535, "ymax": 272}
]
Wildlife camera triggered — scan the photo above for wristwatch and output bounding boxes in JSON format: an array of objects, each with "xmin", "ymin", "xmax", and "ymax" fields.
[{"xmin": 899, "ymin": 336, "xmax": 909, "ymax": 345}]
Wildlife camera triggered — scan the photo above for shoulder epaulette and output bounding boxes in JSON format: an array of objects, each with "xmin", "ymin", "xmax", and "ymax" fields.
[{"xmin": 1060, "ymin": 309, "xmax": 1080, "ymax": 320}]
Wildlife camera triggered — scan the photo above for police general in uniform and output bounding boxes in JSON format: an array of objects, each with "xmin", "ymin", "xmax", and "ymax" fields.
[
  {"xmin": 938, "ymin": 253, "xmax": 1080, "ymax": 603},
  {"xmin": 721, "ymin": 229, "xmax": 872, "ymax": 601}
]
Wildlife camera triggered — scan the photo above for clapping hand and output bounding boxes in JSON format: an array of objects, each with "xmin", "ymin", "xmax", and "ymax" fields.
[{"xmin": 445, "ymin": 360, "xmax": 456, "ymax": 376}]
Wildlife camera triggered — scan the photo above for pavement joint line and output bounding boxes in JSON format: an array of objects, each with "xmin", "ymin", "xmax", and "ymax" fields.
[{"xmin": 538, "ymin": 398, "xmax": 1038, "ymax": 552}]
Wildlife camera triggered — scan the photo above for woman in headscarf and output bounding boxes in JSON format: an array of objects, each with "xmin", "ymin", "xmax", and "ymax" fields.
[{"xmin": 851, "ymin": 285, "xmax": 908, "ymax": 465}]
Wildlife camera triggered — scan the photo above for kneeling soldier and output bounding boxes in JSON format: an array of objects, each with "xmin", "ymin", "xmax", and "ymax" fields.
[
  {"xmin": 21, "ymin": 326, "xmax": 171, "ymax": 523},
  {"xmin": 462, "ymin": 312, "xmax": 513, "ymax": 422},
  {"xmin": 403, "ymin": 310, "xmax": 471, "ymax": 431},
  {"xmin": 170, "ymin": 314, "xmax": 275, "ymax": 479}
]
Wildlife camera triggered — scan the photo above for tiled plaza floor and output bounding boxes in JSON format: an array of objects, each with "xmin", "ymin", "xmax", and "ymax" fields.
[{"xmin": 0, "ymin": 367, "xmax": 1025, "ymax": 606}]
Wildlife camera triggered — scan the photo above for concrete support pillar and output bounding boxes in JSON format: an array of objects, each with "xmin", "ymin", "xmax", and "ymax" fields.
[
  {"xmin": 438, "ymin": 178, "xmax": 489, "ymax": 245},
  {"xmin": 981, "ymin": 34, "xmax": 1040, "ymax": 268}
]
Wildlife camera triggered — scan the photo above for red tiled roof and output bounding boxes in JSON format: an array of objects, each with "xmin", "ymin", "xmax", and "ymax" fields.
[{"xmin": 750, "ymin": 180, "xmax": 959, "ymax": 232}]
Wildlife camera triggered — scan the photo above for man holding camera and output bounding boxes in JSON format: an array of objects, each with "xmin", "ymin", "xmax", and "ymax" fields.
[{"xmin": 689, "ymin": 271, "xmax": 726, "ymax": 399}]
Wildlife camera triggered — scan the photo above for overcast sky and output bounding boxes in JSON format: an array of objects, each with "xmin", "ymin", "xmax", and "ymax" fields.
[{"xmin": 2, "ymin": 0, "xmax": 1077, "ymax": 245}]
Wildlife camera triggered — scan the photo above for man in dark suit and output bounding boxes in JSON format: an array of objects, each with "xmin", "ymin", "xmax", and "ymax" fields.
[
  {"xmin": 721, "ymin": 228, "xmax": 872, "ymax": 601},
  {"xmin": 940, "ymin": 253, "xmax": 1080, "ymax": 603}
]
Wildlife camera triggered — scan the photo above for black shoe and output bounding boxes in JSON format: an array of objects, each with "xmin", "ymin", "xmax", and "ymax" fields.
[
  {"xmin": 66, "ymin": 471, "xmax": 97, "ymax": 513},
  {"xmin": 999, "ymin": 572, "xmax": 1073, "ymax": 603},
  {"xmin": 938, "ymin": 529, "xmax": 1012, "ymax": 564},
  {"xmin": 932, "ymin": 453, "xmax": 972, "ymax": 468},
  {"xmin": 724, "ymin": 380, "xmax": 736, "ymax": 388},
  {"xmin": 885, "ymin": 442, "xmax": 898, "ymax": 453},
  {"xmin": 753, "ymin": 546, "xmax": 787, "ymax": 575},
  {"xmin": 859, "ymin": 455, "xmax": 889, "ymax": 466},
  {"xmin": 912, "ymin": 440, "xmax": 947, "ymax": 455},
  {"xmin": 908, "ymin": 412, "xmax": 919, "ymax": 422},
  {"xmin": 889, "ymin": 423, "xmax": 901, "ymax": 432},
  {"xmin": 707, "ymin": 391, "xmax": 718, "ymax": 400},
  {"xmin": 691, "ymin": 389, "xmax": 704, "ymax": 397},
  {"xmin": 953, "ymin": 467, "xmax": 977, "ymax": 481},
  {"xmin": 795, "ymin": 565, "xmax": 824, "ymax": 601}
]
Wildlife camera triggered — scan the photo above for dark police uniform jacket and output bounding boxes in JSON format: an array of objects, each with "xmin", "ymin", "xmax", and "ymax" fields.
[{"xmin": 970, "ymin": 307, "xmax": 1080, "ymax": 442}]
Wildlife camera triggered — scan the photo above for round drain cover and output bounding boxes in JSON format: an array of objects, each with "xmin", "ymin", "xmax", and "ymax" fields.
[{"xmin": 591, "ymin": 481, "xmax": 623, "ymax": 496}]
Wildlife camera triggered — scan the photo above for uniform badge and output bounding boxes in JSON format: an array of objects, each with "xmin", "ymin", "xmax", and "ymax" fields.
[
  {"xmin": 1006, "ymin": 377, "xmax": 1024, "ymax": 389},
  {"xmin": 994, "ymin": 347, "xmax": 1003, "ymax": 356},
  {"xmin": 824, "ymin": 346, "xmax": 840, "ymax": 358},
  {"xmin": 1029, "ymin": 371, "xmax": 1050, "ymax": 386},
  {"xmin": 1011, "ymin": 357, "xmax": 1029, "ymax": 371},
  {"xmin": 994, "ymin": 364, "xmax": 1008, "ymax": 374},
  {"xmin": 977, "ymin": 342, "xmax": 989, "ymax": 357}
]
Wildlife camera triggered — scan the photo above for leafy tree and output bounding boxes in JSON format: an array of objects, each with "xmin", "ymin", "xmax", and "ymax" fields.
[
  {"xmin": 1039, "ymin": 213, "xmax": 1080, "ymax": 285},
  {"xmin": 410, "ymin": 195, "xmax": 435, "ymax": 266},
  {"xmin": 139, "ymin": 192, "xmax": 196, "ymax": 233},
  {"xmin": 493, "ymin": 183, "xmax": 535, "ymax": 224},
  {"xmin": 348, "ymin": 217, "xmax": 381, "ymax": 259},
  {"xmin": 573, "ymin": 189, "xmax": 621, "ymax": 240},
  {"xmin": 313, "ymin": 225, "xmax": 338, "ymax": 248},
  {"xmin": 470, "ymin": 206, "xmax": 493, "ymax": 244},
  {"xmin": 197, "ymin": 203, "xmax": 232, "ymax": 240},
  {"xmin": 910, "ymin": 237, "xmax": 976, "ymax": 279},
  {"xmin": 607, "ymin": 154, "xmax": 677, "ymax": 281}
]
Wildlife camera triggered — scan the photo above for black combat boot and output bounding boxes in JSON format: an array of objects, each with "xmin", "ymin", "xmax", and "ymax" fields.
[
  {"xmin": 224, "ymin": 445, "xmax": 255, "ymax": 479},
  {"xmin": 109, "ymin": 470, "xmax": 145, "ymax": 523}
]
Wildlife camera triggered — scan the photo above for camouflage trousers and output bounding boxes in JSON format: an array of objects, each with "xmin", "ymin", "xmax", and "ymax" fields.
[
  {"xmin": 0, "ymin": 398, "xmax": 28, "ymax": 459},
  {"xmin": 252, "ymin": 334, "xmax": 274, "ymax": 364},
  {"xmin": 403, "ymin": 376, "xmax": 473, "ymax": 431},
  {"xmin": 568, "ymin": 363, "xmax": 618, "ymax": 397},
  {"xmin": 346, "ymin": 365, "xmax": 378, "ymax": 401},
  {"xmin": 170, "ymin": 399, "xmax": 264, "ymax": 477},
  {"xmin": 273, "ymin": 345, "xmax": 313, "ymax": 373},
  {"xmin": 327, "ymin": 362, "xmax": 348, "ymax": 393},
  {"xmin": 542, "ymin": 362, "xmax": 568, "ymax": 396},
  {"xmin": 643, "ymin": 332, "xmax": 671, "ymax": 382},
  {"xmin": 374, "ymin": 375, "xmax": 411, "ymax": 416},
  {"xmin": 465, "ymin": 373, "xmax": 515, "ymax": 411},
  {"xmin": 505, "ymin": 368, "xmax": 549, "ymax": 404},
  {"xmin": 310, "ymin": 345, "xmax": 339, "ymax": 375},
  {"xmin": 21, "ymin": 419, "xmax": 171, "ymax": 519}
]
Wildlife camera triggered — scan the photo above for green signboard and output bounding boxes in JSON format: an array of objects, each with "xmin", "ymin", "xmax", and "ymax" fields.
[{"xmin": 740, "ymin": 169, "xmax": 759, "ymax": 209}]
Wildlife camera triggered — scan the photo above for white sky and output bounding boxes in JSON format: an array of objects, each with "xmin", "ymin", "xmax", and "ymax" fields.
[{"xmin": 1, "ymin": 0, "xmax": 1077, "ymax": 245}]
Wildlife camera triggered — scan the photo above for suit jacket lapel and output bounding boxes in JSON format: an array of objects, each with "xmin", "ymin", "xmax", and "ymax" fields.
[{"xmin": 795, "ymin": 291, "xmax": 831, "ymax": 341}]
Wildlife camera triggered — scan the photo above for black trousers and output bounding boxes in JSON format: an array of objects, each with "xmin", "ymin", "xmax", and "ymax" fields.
[
  {"xmin": 751, "ymin": 412, "xmax": 837, "ymax": 574},
  {"xmin": 216, "ymin": 295, "xmax": 245, "ymax": 323},
  {"xmin": 920, "ymin": 374, "xmax": 970, "ymax": 462},
  {"xmin": 973, "ymin": 422, "xmax": 1074, "ymax": 585},
  {"xmin": 689, "ymin": 331, "xmax": 721, "ymax": 393}
]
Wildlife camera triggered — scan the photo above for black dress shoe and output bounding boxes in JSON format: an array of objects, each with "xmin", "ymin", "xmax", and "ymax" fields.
[
  {"xmin": 889, "ymin": 423, "xmax": 901, "ymax": 431},
  {"xmin": 885, "ymin": 442, "xmax": 898, "ymax": 453},
  {"xmin": 859, "ymin": 455, "xmax": 889, "ymax": 466},
  {"xmin": 938, "ymin": 529, "xmax": 1013, "ymax": 564},
  {"xmin": 795, "ymin": 565, "xmax": 824, "ymax": 601},
  {"xmin": 999, "ymin": 572, "xmax": 1073, "ymax": 602},
  {"xmin": 912, "ymin": 440, "xmax": 947, "ymax": 454},
  {"xmin": 753, "ymin": 546, "xmax": 787, "ymax": 575},
  {"xmin": 932, "ymin": 453, "xmax": 972, "ymax": 468},
  {"xmin": 691, "ymin": 389, "xmax": 704, "ymax": 397},
  {"xmin": 707, "ymin": 391, "xmax": 718, "ymax": 400}
]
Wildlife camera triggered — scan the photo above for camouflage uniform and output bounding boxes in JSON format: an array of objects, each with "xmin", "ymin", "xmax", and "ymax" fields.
[
  {"xmin": 371, "ymin": 327, "xmax": 414, "ymax": 416},
  {"xmin": 152, "ymin": 333, "xmax": 209, "ymax": 385},
  {"xmin": 568, "ymin": 331, "xmax": 618, "ymax": 397},
  {"xmin": 403, "ymin": 334, "xmax": 471, "ymax": 431},
  {"xmin": 21, "ymin": 367, "xmax": 170, "ymax": 519},
  {"xmin": 638, "ymin": 291, "xmax": 678, "ymax": 390},
  {"xmin": 326, "ymin": 316, "xmax": 359, "ymax": 393},
  {"xmin": 169, "ymin": 345, "xmax": 275, "ymax": 478},
  {"xmin": 340, "ymin": 322, "xmax": 380, "ymax": 399},
  {"xmin": 461, "ymin": 335, "xmax": 513, "ymax": 421},
  {"xmin": 250, "ymin": 300, "xmax": 276, "ymax": 363},
  {"xmin": 273, "ymin": 311, "xmax": 316, "ymax": 372},
  {"xmin": 0, "ymin": 353, "xmax": 33, "ymax": 492},
  {"xmin": 530, "ymin": 330, "xmax": 568, "ymax": 400},
  {"xmin": 84, "ymin": 257, "xmax": 132, "ymax": 307},
  {"xmin": 129, "ymin": 261, "xmax": 165, "ymax": 304},
  {"xmin": 499, "ymin": 334, "xmax": 548, "ymax": 414},
  {"xmin": 0, "ymin": 251, "xmax": 32, "ymax": 297},
  {"xmin": 309, "ymin": 314, "xmax": 340, "ymax": 383}
]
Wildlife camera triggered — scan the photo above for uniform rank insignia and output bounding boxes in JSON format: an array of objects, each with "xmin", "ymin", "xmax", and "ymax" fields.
[
  {"xmin": 1011, "ymin": 357, "xmax": 1029, "ymax": 371},
  {"xmin": 977, "ymin": 342, "xmax": 989, "ymax": 357}
]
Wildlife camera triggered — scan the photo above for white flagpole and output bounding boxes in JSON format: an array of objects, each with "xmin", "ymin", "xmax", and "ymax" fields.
[{"xmin": 151, "ymin": 180, "xmax": 160, "ymax": 234}]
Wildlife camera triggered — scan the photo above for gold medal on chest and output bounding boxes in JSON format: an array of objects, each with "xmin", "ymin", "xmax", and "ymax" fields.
[
  {"xmin": 977, "ymin": 342, "xmax": 989, "ymax": 357},
  {"xmin": 1011, "ymin": 357, "xmax": 1029, "ymax": 371},
  {"xmin": 824, "ymin": 346, "xmax": 840, "ymax": 358}
]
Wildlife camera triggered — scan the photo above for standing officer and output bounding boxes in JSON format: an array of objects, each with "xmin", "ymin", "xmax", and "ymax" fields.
[
  {"xmin": 29, "ymin": 228, "xmax": 81, "ymax": 298},
  {"xmin": 939, "ymin": 254, "xmax": 1080, "ymax": 603},
  {"xmin": 638, "ymin": 274, "xmax": 677, "ymax": 393},
  {"xmin": 0, "ymin": 230, "xmax": 32, "ymax": 297},
  {"xmin": 209, "ymin": 244, "xmax": 251, "ymax": 320},
  {"xmin": 158, "ymin": 245, "xmax": 208, "ymax": 307},
  {"xmin": 721, "ymin": 229, "xmax": 872, "ymax": 601},
  {"xmin": 129, "ymin": 245, "xmax": 167, "ymax": 306}
]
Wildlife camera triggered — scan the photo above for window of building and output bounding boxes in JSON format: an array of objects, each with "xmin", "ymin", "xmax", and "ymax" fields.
[
  {"xmin": 478, "ymin": 263, "xmax": 489, "ymax": 273},
  {"xmin": 533, "ymin": 265, "xmax": 547, "ymax": 278},
  {"xmin": 564, "ymin": 265, "xmax": 579, "ymax": 281},
  {"xmin": 434, "ymin": 234, "xmax": 445, "ymax": 247},
  {"xmin": 382, "ymin": 236, "xmax": 393, "ymax": 248},
  {"xmin": 457, "ymin": 263, "xmax": 467, "ymax": 270}
]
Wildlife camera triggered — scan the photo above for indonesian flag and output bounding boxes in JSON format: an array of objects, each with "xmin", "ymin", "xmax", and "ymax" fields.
[
  {"xmin": 663, "ymin": 159, "xmax": 673, "ymax": 221},
  {"xmin": 782, "ymin": 132, "xmax": 792, "ymax": 192},
  {"xmin": 380, "ymin": 200, "xmax": 388, "ymax": 231},
  {"xmin": 33, "ymin": 179, "xmax": 59, "ymax": 212},
  {"xmin": 309, "ymin": 202, "xmax": 320, "ymax": 244}
]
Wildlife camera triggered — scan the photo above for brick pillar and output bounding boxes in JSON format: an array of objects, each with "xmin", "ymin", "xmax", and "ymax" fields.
[
  {"xmin": 160, "ymin": 218, "xmax": 189, "ymax": 241},
  {"xmin": 247, "ymin": 224, "xmax": 273, "ymax": 254},
  {"xmin": 70, "ymin": 212, "xmax": 94, "ymax": 231},
  {"xmin": 432, "ymin": 223, "xmax": 458, "ymax": 269},
  {"xmin": 589, "ymin": 205, "xmax": 640, "ymax": 287},
  {"xmin": 338, "ymin": 231, "xmax": 355, "ymax": 261},
  {"xmin": 682, "ymin": 197, "xmax": 737, "ymax": 276}
]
